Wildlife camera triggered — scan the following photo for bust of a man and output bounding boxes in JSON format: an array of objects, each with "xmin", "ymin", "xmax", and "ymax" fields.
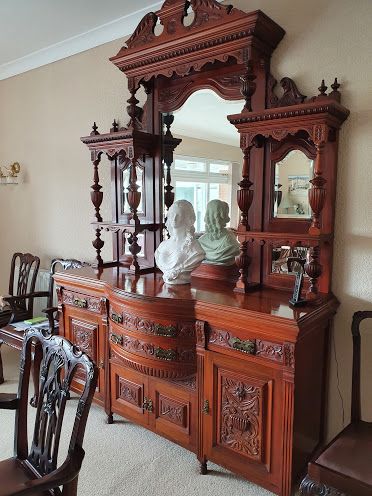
[
  {"xmin": 198, "ymin": 199, "xmax": 240, "ymax": 265},
  {"xmin": 155, "ymin": 200, "xmax": 205, "ymax": 284}
]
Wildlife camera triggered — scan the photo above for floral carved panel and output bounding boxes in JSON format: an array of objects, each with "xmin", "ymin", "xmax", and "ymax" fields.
[
  {"xmin": 218, "ymin": 369, "xmax": 267, "ymax": 462},
  {"xmin": 117, "ymin": 377, "xmax": 143, "ymax": 409}
]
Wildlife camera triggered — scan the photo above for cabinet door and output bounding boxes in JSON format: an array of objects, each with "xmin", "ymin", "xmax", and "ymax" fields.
[
  {"xmin": 203, "ymin": 353, "xmax": 282, "ymax": 492},
  {"xmin": 148, "ymin": 378, "xmax": 197, "ymax": 452},
  {"xmin": 110, "ymin": 363, "xmax": 149, "ymax": 426},
  {"xmin": 63, "ymin": 307, "xmax": 105, "ymax": 405}
]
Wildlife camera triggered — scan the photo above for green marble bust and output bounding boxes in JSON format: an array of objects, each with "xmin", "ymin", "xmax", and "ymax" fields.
[{"xmin": 198, "ymin": 199, "xmax": 240, "ymax": 265}]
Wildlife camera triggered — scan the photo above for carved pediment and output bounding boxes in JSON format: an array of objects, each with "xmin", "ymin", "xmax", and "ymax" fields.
[
  {"xmin": 126, "ymin": 12, "xmax": 158, "ymax": 49},
  {"xmin": 267, "ymin": 75, "xmax": 307, "ymax": 108}
]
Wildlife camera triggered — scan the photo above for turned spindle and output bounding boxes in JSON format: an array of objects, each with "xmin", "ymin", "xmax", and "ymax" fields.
[
  {"xmin": 234, "ymin": 241, "xmax": 251, "ymax": 293},
  {"xmin": 240, "ymin": 58, "xmax": 257, "ymax": 112},
  {"xmin": 308, "ymin": 142, "xmax": 327, "ymax": 234},
  {"xmin": 126, "ymin": 83, "xmax": 143, "ymax": 130},
  {"xmin": 318, "ymin": 79, "xmax": 328, "ymax": 97},
  {"xmin": 237, "ymin": 146, "xmax": 254, "ymax": 231},
  {"xmin": 304, "ymin": 245, "xmax": 322, "ymax": 300},
  {"xmin": 163, "ymin": 113, "xmax": 176, "ymax": 212}
]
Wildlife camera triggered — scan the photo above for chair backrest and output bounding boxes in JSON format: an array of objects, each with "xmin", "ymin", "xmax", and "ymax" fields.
[
  {"xmin": 9, "ymin": 252, "xmax": 40, "ymax": 315},
  {"xmin": 47, "ymin": 258, "xmax": 85, "ymax": 308},
  {"xmin": 14, "ymin": 328, "xmax": 98, "ymax": 479},
  {"xmin": 351, "ymin": 310, "xmax": 372, "ymax": 422}
]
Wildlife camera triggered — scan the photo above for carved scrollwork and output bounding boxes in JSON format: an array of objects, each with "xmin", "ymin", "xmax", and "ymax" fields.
[
  {"xmin": 299, "ymin": 475, "xmax": 346, "ymax": 495},
  {"xmin": 220, "ymin": 376, "xmax": 262, "ymax": 460},
  {"xmin": 126, "ymin": 12, "xmax": 158, "ymax": 49},
  {"xmin": 267, "ymin": 75, "xmax": 306, "ymax": 108}
]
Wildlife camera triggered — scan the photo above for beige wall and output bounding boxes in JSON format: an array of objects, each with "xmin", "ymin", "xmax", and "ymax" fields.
[{"xmin": 1, "ymin": 0, "xmax": 372, "ymax": 440}]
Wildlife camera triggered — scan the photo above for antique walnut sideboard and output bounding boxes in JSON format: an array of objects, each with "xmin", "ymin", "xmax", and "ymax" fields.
[{"xmin": 54, "ymin": 2, "xmax": 349, "ymax": 496}]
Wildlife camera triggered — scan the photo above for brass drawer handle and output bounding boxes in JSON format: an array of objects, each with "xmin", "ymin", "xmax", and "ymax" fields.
[
  {"xmin": 111, "ymin": 312, "xmax": 123, "ymax": 324},
  {"xmin": 202, "ymin": 400, "xmax": 209, "ymax": 415},
  {"xmin": 154, "ymin": 323, "xmax": 177, "ymax": 337},
  {"xmin": 229, "ymin": 337, "xmax": 255, "ymax": 354},
  {"xmin": 142, "ymin": 397, "xmax": 153, "ymax": 413},
  {"xmin": 73, "ymin": 297, "xmax": 88, "ymax": 308},
  {"xmin": 110, "ymin": 333, "xmax": 123, "ymax": 346},
  {"xmin": 154, "ymin": 347, "xmax": 177, "ymax": 361}
]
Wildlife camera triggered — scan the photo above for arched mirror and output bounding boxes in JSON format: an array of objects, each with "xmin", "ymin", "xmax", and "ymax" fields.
[
  {"xmin": 161, "ymin": 90, "xmax": 245, "ymax": 233},
  {"xmin": 273, "ymin": 149, "xmax": 314, "ymax": 219}
]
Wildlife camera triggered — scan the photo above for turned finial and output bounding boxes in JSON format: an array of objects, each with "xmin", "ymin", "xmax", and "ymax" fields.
[
  {"xmin": 240, "ymin": 59, "xmax": 257, "ymax": 112},
  {"xmin": 331, "ymin": 77, "xmax": 340, "ymax": 92},
  {"xmin": 90, "ymin": 122, "xmax": 99, "ymax": 136},
  {"xmin": 318, "ymin": 79, "xmax": 328, "ymax": 96},
  {"xmin": 110, "ymin": 119, "xmax": 119, "ymax": 132}
]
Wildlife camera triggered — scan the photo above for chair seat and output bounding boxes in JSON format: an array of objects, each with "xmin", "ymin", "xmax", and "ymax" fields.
[
  {"xmin": 0, "ymin": 457, "xmax": 50, "ymax": 496},
  {"xmin": 311, "ymin": 421, "xmax": 372, "ymax": 486}
]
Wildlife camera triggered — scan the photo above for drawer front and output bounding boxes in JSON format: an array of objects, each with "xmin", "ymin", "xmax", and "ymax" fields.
[
  {"xmin": 109, "ymin": 304, "xmax": 195, "ymax": 339},
  {"xmin": 62, "ymin": 289, "xmax": 104, "ymax": 314},
  {"xmin": 207, "ymin": 325, "xmax": 295, "ymax": 369},
  {"xmin": 110, "ymin": 363, "xmax": 149, "ymax": 425},
  {"xmin": 109, "ymin": 322, "xmax": 196, "ymax": 379}
]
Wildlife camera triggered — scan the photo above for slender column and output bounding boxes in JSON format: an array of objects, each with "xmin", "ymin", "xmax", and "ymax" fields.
[
  {"xmin": 237, "ymin": 145, "xmax": 254, "ymax": 231},
  {"xmin": 126, "ymin": 79, "xmax": 143, "ymax": 130},
  {"xmin": 304, "ymin": 245, "xmax": 322, "ymax": 300},
  {"xmin": 163, "ymin": 113, "xmax": 175, "ymax": 212},
  {"xmin": 308, "ymin": 137, "xmax": 327, "ymax": 235},
  {"xmin": 90, "ymin": 124, "xmax": 104, "ymax": 265},
  {"xmin": 126, "ymin": 145, "xmax": 142, "ymax": 273},
  {"xmin": 234, "ymin": 241, "xmax": 251, "ymax": 292},
  {"xmin": 240, "ymin": 58, "xmax": 257, "ymax": 112}
]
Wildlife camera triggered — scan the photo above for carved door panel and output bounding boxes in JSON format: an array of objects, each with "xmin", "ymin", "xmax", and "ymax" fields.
[
  {"xmin": 148, "ymin": 378, "xmax": 197, "ymax": 452},
  {"xmin": 110, "ymin": 364, "xmax": 149, "ymax": 426},
  {"xmin": 203, "ymin": 353, "xmax": 282, "ymax": 490},
  {"xmin": 63, "ymin": 307, "xmax": 105, "ymax": 405}
]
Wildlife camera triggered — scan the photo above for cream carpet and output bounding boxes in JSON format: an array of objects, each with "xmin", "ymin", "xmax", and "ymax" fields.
[{"xmin": 0, "ymin": 346, "xmax": 279, "ymax": 496}]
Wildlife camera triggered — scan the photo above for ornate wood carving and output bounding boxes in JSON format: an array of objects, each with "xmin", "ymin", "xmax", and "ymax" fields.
[
  {"xmin": 240, "ymin": 58, "xmax": 257, "ymax": 112},
  {"xmin": 114, "ymin": 310, "xmax": 195, "ymax": 338},
  {"xmin": 110, "ymin": 332, "xmax": 196, "ymax": 363},
  {"xmin": 267, "ymin": 76, "xmax": 306, "ymax": 109},
  {"xmin": 126, "ymin": 12, "xmax": 158, "ymax": 49},
  {"xmin": 118, "ymin": 377, "xmax": 143, "ymax": 408},
  {"xmin": 158, "ymin": 394, "xmax": 188, "ymax": 428},
  {"xmin": 62, "ymin": 290, "xmax": 102, "ymax": 313},
  {"xmin": 256, "ymin": 340, "xmax": 284, "ymax": 363},
  {"xmin": 304, "ymin": 246, "xmax": 322, "ymax": 300},
  {"xmin": 219, "ymin": 375, "xmax": 262, "ymax": 460},
  {"xmin": 284, "ymin": 343, "xmax": 295, "ymax": 369},
  {"xmin": 71, "ymin": 319, "xmax": 97, "ymax": 362}
]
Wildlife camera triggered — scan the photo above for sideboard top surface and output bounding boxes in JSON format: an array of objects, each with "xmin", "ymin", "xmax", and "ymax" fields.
[{"xmin": 54, "ymin": 266, "xmax": 338, "ymax": 326}]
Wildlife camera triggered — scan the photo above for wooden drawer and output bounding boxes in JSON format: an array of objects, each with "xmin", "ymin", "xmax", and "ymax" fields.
[
  {"xmin": 207, "ymin": 325, "xmax": 295, "ymax": 370},
  {"xmin": 109, "ymin": 303, "xmax": 195, "ymax": 339},
  {"xmin": 109, "ymin": 321, "xmax": 196, "ymax": 379},
  {"xmin": 61, "ymin": 289, "xmax": 105, "ymax": 314}
]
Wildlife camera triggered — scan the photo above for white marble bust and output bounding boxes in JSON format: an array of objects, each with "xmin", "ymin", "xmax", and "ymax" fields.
[
  {"xmin": 155, "ymin": 200, "xmax": 205, "ymax": 284},
  {"xmin": 198, "ymin": 199, "xmax": 240, "ymax": 265}
]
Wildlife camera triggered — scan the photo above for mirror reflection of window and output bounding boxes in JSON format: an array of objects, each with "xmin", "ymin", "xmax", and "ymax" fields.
[
  {"xmin": 173, "ymin": 155, "xmax": 232, "ymax": 232},
  {"xmin": 121, "ymin": 167, "xmax": 144, "ymax": 215},
  {"xmin": 273, "ymin": 150, "xmax": 313, "ymax": 219},
  {"xmin": 165, "ymin": 89, "xmax": 245, "ymax": 231}
]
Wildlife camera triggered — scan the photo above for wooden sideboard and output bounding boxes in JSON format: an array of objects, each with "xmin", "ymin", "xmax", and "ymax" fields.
[{"xmin": 54, "ymin": 266, "xmax": 338, "ymax": 496}]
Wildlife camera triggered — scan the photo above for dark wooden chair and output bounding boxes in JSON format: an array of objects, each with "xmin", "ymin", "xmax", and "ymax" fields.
[
  {"xmin": 0, "ymin": 327, "xmax": 98, "ymax": 496},
  {"xmin": 300, "ymin": 310, "xmax": 372, "ymax": 496},
  {"xmin": 0, "ymin": 258, "xmax": 85, "ymax": 386},
  {"xmin": 0, "ymin": 252, "xmax": 46, "ymax": 327}
]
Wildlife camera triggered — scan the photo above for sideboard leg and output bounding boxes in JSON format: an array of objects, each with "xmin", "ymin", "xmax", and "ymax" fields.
[
  {"xmin": 199, "ymin": 458, "xmax": 208, "ymax": 475},
  {"xmin": 106, "ymin": 413, "xmax": 114, "ymax": 424},
  {"xmin": 0, "ymin": 340, "xmax": 4, "ymax": 384}
]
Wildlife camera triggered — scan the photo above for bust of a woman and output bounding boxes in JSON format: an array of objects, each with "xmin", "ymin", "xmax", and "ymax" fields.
[
  {"xmin": 155, "ymin": 200, "xmax": 205, "ymax": 284},
  {"xmin": 198, "ymin": 199, "xmax": 240, "ymax": 265}
]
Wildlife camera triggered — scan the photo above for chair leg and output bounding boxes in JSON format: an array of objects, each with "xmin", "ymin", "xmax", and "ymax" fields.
[
  {"xmin": 299, "ymin": 474, "xmax": 345, "ymax": 495},
  {"xmin": 61, "ymin": 477, "xmax": 78, "ymax": 496},
  {"xmin": 0, "ymin": 340, "xmax": 4, "ymax": 384}
]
